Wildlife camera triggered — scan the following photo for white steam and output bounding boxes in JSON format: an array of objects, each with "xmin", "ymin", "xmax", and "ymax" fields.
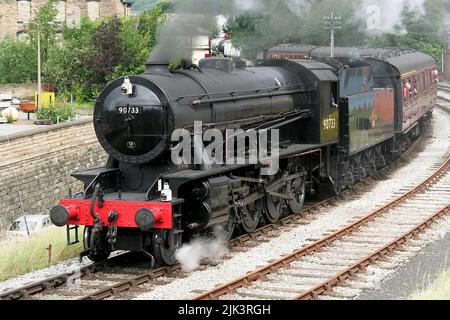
[
  {"xmin": 175, "ymin": 236, "xmax": 229, "ymax": 272},
  {"xmin": 287, "ymin": 0, "xmax": 311, "ymax": 17},
  {"xmin": 150, "ymin": 0, "xmax": 435, "ymax": 62},
  {"xmin": 233, "ymin": 0, "xmax": 262, "ymax": 12}
]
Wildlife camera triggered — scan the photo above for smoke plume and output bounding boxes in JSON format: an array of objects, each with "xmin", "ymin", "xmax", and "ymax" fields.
[
  {"xmin": 149, "ymin": 0, "xmax": 226, "ymax": 62},
  {"xmin": 175, "ymin": 234, "xmax": 229, "ymax": 272},
  {"xmin": 149, "ymin": 0, "xmax": 443, "ymax": 62}
]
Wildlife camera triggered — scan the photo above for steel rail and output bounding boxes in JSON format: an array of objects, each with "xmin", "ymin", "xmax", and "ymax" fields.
[
  {"xmin": 192, "ymin": 153, "xmax": 450, "ymax": 300},
  {"xmin": 437, "ymin": 84, "xmax": 450, "ymax": 93},
  {"xmin": 437, "ymin": 94, "xmax": 450, "ymax": 106},
  {"xmin": 293, "ymin": 203, "xmax": 450, "ymax": 300},
  {"xmin": 0, "ymin": 253, "xmax": 128, "ymax": 300}
]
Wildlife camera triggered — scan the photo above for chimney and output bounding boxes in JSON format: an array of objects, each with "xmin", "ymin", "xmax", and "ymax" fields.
[{"xmin": 144, "ymin": 61, "xmax": 171, "ymax": 76}]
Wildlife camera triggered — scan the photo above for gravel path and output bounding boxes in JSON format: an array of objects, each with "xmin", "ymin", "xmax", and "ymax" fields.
[{"xmin": 134, "ymin": 106, "xmax": 450, "ymax": 300}]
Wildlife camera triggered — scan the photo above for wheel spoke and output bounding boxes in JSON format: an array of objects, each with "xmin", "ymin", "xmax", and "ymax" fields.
[
  {"xmin": 288, "ymin": 163, "xmax": 306, "ymax": 214},
  {"xmin": 264, "ymin": 171, "xmax": 285, "ymax": 223}
]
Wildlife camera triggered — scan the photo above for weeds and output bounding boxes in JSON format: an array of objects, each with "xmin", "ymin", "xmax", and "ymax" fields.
[
  {"xmin": 0, "ymin": 227, "xmax": 82, "ymax": 281},
  {"xmin": 36, "ymin": 104, "xmax": 77, "ymax": 124}
]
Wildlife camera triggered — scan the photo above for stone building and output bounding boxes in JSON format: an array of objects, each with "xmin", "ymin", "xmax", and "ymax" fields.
[{"xmin": 0, "ymin": 0, "xmax": 132, "ymax": 39}]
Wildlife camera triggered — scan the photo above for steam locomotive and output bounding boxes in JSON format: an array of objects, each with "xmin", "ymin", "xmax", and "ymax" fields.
[{"xmin": 50, "ymin": 46, "xmax": 437, "ymax": 266}]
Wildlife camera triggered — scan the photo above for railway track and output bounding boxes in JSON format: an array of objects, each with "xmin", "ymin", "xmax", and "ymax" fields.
[
  {"xmin": 0, "ymin": 196, "xmax": 338, "ymax": 300},
  {"xmin": 0, "ymin": 252, "xmax": 134, "ymax": 300},
  {"xmin": 438, "ymin": 83, "xmax": 450, "ymax": 93},
  {"xmin": 437, "ymin": 88, "xmax": 450, "ymax": 114},
  {"xmin": 0, "ymin": 128, "xmax": 428, "ymax": 301},
  {"xmin": 0, "ymin": 106, "xmax": 442, "ymax": 301},
  {"xmin": 192, "ymin": 145, "xmax": 450, "ymax": 300}
]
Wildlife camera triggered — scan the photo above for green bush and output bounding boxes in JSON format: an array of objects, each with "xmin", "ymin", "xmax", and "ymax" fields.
[
  {"xmin": 6, "ymin": 114, "xmax": 14, "ymax": 124},
  {"xmin": 36, "ymin": 104, "xmax": 76, "ymax": 124},
  {"xmin": 0, "ymin": 37, "xmax": 37, "ymax": 84}
]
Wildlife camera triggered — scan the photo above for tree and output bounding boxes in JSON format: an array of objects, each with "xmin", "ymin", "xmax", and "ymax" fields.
[
  {"xmin": 28, "ymin": 0, "xmax": 58, "ymax": 62},
  {"xmin": 368, "ymin": 0, "xmax": 445, "ymax": 70},
  {"xmin": 111, "ymin": 1, "xmax": 172, "ymax": 79},
  {"xmin": 43, "ymin": 2, "xmax": 172, "ymax": 102},
  {"xmin": 0, "ymin": 38, "xmax": 37, "ymax": 84},
  {"xmin": 89, "ymin": 16, "xmax": 124, "ymax": 86},
  {"xmin": 43, "ymin": 17, "xmax": 99, "ymax": 100}
]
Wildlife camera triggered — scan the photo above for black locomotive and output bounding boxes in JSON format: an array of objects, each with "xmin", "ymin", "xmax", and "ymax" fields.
[{"xmin": 50, "ymin": 47, "xmax": 437, "ymax": 266}]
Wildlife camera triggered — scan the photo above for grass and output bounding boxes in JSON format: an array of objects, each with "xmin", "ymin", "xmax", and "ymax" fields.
[
  {"xmin": 412, "ymin": 268, "xmax": 450, "ymax": 300},
  {"xmin": 0, "ymin": 226, "xmax": 83, "ymax": 282}
]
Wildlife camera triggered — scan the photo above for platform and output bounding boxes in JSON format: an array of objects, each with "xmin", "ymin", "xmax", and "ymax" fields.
[{"xmin": 0, "ymin": 112, "xmax": 92, "ymax": 139}]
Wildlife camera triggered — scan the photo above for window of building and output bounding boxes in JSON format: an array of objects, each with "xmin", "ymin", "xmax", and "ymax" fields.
[
  {"xmin": 87, "ymin": 0, "xmax": 100, "ymax": 21},
  {"xmin": 55, "ymin": 1, "xmax": 66, "ymax": 23},
  {"xmin": 16, "ymin": 30, "xmax": 28, "ymax": 41},
  {"xmin": 17, "ymin": 0, "xmax": 31, "ymax": 23}
]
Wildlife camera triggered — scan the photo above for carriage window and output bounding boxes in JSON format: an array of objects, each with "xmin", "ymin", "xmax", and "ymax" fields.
[
  {"xmin": 408, "ymin": 78, "xmax": 413, "ymax": 99},
  {"xmin": 412, "ymin": 77, "xmax": 418, "ymax": 98},
  {"xmin": 403, "ymin": 79, "xmax": 413, "ymax": 104},
  {"xmin": 403, "ymin": 80, "xmax": 407, "ymax": 102}
]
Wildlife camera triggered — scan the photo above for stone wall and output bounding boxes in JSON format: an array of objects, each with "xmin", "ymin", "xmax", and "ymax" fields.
[
  {"xmin": 0, "ymin": 83, "xmax": 36, "ymax": 99},
  {"xmin": 0, "ymin": 119, "xmax": 108, "ymax": 231}
]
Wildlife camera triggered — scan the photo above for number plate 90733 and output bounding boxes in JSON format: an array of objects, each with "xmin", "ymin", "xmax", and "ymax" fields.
[{"xmin": 116, "ymin": 106, "xmax": 143, "ymax": 114}]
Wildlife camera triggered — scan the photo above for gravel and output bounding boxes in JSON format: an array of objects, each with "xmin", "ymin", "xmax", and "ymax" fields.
[
  {"xmin": 134, "ymin": 106, "xmax": 450, "ymax": 300},
  {"xmin": 0, "ymin": 256, "xmax": 92, "ymax": 294},
  {"xmin": 0, "ymin": 250, "xmax": 125, "ymax": 294}
]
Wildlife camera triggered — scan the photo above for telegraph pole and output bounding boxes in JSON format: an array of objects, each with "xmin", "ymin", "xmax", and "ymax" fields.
[
  {"xmin": 25, "ymin": 21, "xmax": 54, "ymax": 111},
  {"xmin": 37, "ymin": 24, "xmax": 41, "ymax": 111},
  {"xmin": 324, "ymin": 12, "xmax": 342, "ymax": 58}
]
